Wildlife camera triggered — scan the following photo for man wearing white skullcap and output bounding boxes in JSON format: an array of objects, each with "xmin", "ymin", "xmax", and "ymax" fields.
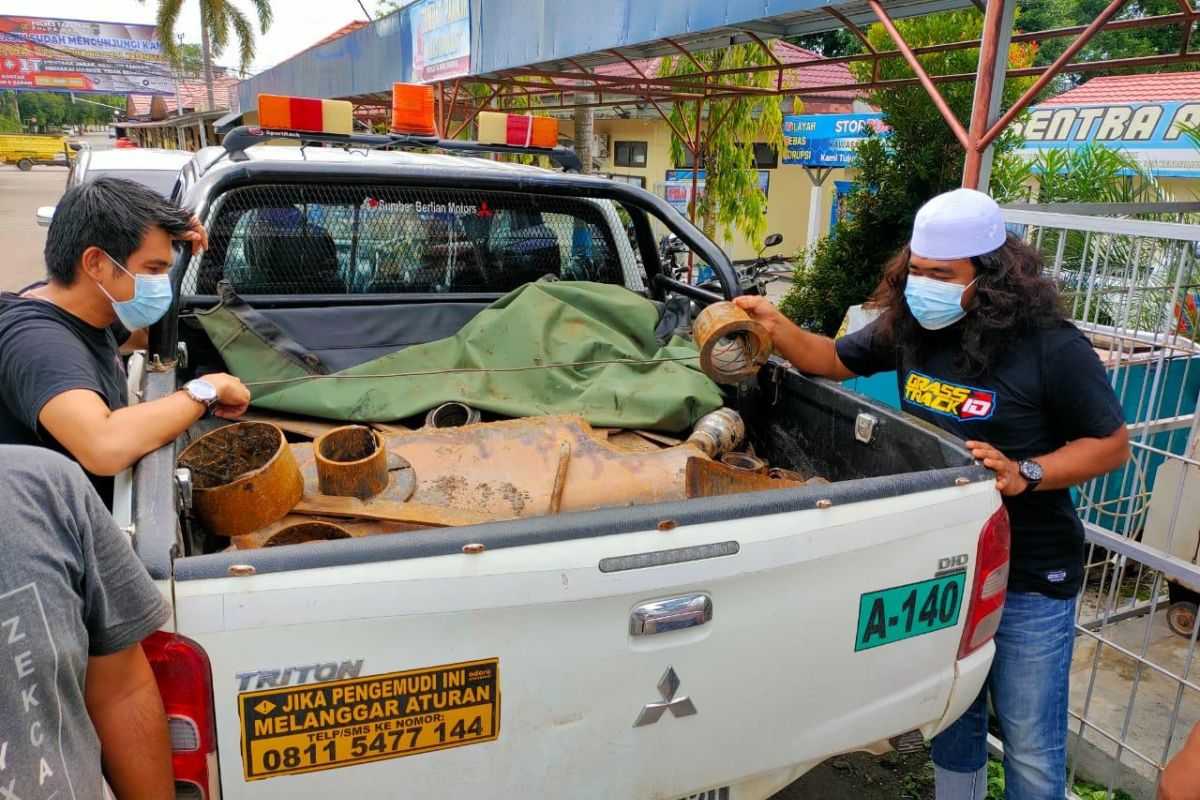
[{"xmin": 737, "ymin": 188, "xmax": 1130, "ymax": 800}]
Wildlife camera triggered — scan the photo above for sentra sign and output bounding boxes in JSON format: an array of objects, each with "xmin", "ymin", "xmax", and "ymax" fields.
[{"xmin": 1012, "ymin": 101, "xmax": 1200, "ymax": 178}]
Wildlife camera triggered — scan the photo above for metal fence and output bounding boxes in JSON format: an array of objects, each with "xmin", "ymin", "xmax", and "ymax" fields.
[{"xmin": 1004, "ymin": 205, "xmax": 1200, "ymax": 799}]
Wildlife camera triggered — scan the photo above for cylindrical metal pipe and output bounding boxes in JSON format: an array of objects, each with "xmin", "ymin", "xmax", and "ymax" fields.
[
  {"xmin": 314, "ymin": 425, "xmax": 389, "ymax": 499},
  {"xmin": 687, "ymin": 408, "xmax": 746, "ymax": 459},
  {"xmin": 425, "ymin": 402, "xmax": 482, "ymax": 428}
]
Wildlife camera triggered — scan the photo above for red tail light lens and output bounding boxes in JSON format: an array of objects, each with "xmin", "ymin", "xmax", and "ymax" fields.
[
  {"xmin": 143, "ymin": 631, "xmax": 218, "ymax": 800},
  {"xmin": 957, "ymin": 507, "xmax": 1011, "ymax": 660}
]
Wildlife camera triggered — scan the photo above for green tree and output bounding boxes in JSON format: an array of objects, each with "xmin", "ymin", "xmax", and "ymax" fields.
[
  {"xmin": 658, "ymin": 44, "xmax": 786, "ymax": 250},
  {"xmin": 1016, "ymin": 0, "xmax": 1186, "ymax": 80},
  {"xmin": 788, "ymin": 29, "xmax": 865, "ymax": 59},
  {"xmin": 139, "ymin": 0, "xmax": 273, "ymax": 109},
  {"xmin": 777, "ymin": 9, "xmax": 1037, "ymax": 335}
]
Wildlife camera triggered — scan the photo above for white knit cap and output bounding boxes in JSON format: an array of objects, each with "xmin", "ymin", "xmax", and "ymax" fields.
[{"xmin": 910, "ymin": 188, "xmax": 1007, "ymax": 260}]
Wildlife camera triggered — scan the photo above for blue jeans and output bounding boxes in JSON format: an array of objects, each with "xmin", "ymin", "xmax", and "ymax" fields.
[{"xmin": 932, "ymin": 591, "xmax": 1077, "ymax": 800}]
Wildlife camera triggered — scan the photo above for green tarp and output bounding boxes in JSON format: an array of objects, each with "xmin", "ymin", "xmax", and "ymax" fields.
[{"xmin": 197, "ymin": 280, "xmax": 725, "ymax": 432}]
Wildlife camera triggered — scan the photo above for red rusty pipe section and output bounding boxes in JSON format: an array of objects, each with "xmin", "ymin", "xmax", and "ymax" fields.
[
  {"xmin": 978, "ymin": 0, "xmax": 1132, "ymax": 151},
  {"xmin": 962, "ymin": 0, "xmax": 1008, "ymax": 189},
  {"xmin": 866, "ymin": 0, "xmax": 970, "ymax": 150}
]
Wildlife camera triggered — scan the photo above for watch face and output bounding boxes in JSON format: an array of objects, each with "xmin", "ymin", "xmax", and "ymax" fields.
[
  {"xmin": 1020, "ymin": 460, "xmax": 1044, "ymax": 482},
  {"xmin": 189, "ymin": 379, "xmax": 218, "ymax": 403}
]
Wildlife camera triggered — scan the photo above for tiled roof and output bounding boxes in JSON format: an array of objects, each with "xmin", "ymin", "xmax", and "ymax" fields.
[
  {"xmin": 594, "ymin": 41, "xmax": 860, "ymax": 100},
  {"xmin": 1041, "ymin": 73, "xmax": 1200, "ymax": 106},
  {"xmin": 127, "ymin": 72, "xmax": 241, "ymax": 117},
  {"xmin": 298, "ymin": 20, "xmax": 370, "ymax": 56}
]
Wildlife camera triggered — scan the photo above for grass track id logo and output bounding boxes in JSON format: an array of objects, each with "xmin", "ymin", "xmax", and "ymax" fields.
[{"xmin": 903, "ymin": 371, "xmax": 996, "ymax": 421}]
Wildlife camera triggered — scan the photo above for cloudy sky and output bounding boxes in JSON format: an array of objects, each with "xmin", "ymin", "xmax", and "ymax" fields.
[{"xmin": 15, "ymin": 0, "xmax": 377, "ymax": 74}]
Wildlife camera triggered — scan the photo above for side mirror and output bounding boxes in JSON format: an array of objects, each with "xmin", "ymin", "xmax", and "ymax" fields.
[
  {"xmin": 764, "ymin": 233, "xmax": 783, "ymax": 248},
  {"xmin": 36, "ymin": 206, "xmax": 55, "ymax": 227}
]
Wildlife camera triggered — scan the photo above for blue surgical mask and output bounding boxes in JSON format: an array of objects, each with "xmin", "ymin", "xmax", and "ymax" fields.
[
  {"xmin": 904, "ymin": 275, "xmax": 976, "ymax": 330},
  {"xmin": 96, "ymin": 250, "xmax": 174, "ymax": 330}
]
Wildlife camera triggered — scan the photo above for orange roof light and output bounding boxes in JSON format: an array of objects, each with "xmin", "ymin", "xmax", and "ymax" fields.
[
  {"xmin": 258, "ymin": 94, "xmax": 353, "ymax": 135},
  {"xmin": 392, "ymin": 83, "xmax": 437, "ymax": 136}
]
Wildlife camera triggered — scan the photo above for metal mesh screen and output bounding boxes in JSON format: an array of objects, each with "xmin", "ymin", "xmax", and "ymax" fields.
[{"xmin": 184, "ymin": 183, "xmax": 643, "ymax": 296}]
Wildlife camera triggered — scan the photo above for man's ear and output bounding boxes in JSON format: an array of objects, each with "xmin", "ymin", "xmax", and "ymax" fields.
[{"xmin": 78, "ymin": 246, "xmax": 108, "ymax": 283}]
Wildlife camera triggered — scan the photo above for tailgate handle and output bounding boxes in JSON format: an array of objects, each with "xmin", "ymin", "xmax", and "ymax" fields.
[{"xmin": 630, "ymin": 594, "xmax": 712, "ymax": 636}]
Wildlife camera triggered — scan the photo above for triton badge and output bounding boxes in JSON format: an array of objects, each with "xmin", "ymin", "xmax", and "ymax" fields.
[{"xmin": 633, "ymin": 666, "xmax": 697, "ymax": 727}]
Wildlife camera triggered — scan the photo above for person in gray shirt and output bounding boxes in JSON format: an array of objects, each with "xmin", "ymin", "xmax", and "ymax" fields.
[{"xmin": 0, "ymin": 446, "xmax": 173, "ymax": 799}]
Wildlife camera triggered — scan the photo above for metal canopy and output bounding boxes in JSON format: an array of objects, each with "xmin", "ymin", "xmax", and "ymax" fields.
[
  {"xmin": 236, "ymin": 0, "xmax": 969, "ymax": 110},
  {"xmin": 470, "ymin": 0, "xmax": 971, "ymax": 76}
]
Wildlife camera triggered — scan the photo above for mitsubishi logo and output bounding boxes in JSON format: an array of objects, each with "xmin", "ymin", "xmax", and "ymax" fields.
[{"xmin": 633, "ymin": 666, "xmax": 697, "ymax": 727}]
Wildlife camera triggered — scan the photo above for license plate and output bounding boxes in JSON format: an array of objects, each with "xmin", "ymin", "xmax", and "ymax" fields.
[{"xmin": 855, "ymin": 574, "xmax": 965, "ymax": 651}]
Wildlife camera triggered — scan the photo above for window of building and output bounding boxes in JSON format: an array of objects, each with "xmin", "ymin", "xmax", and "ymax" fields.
[
  {"xmin": 606, "ymin": 174, "xmax": 646, "ymax": 189},
  {"xmin": 752, "ymin": 143, "xmax": 778, "ymax": 169},
  {"xmin": 614, "ymin": 141, "xmax": 648, "ymax": 168}
]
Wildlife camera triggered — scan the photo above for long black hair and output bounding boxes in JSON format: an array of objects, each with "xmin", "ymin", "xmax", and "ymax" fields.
[{"xmin": 869, "ymin": 232, "xmax": 1066, "ymax": 376}]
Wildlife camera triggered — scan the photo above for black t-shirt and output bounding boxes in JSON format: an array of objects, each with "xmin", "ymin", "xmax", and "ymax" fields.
[
  {"xmin": 836, "ymin": 319, "xmax": 1125, "ymax": 598},
  {"xmin": 0, "ymin": 293, "xmax": 129, "ymax": 507}
]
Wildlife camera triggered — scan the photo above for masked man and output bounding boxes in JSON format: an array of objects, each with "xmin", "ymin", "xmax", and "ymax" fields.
[
  {"xmin": 0, "ymin": 176, "xmax": 250, "ymax": 507},
  {"xmin": 736, "ymin": 189, "xmax": 1130, "ymax": 800}
]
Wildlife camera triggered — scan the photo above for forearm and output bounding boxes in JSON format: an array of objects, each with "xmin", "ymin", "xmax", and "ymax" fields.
[
  {"xmin": 772, "ymin": 320, "xmax": 855, "ymax": 380},
  {"xmin": 87, "ymin": 650, "xmax": 174, "ymax": 799},
  {"xmin": 1033, "ymin": 431, "xmax": 1131, "ymax": 492},
  {"xmin": 90, "ymin": 392, "xmax": 203, "ymax": 474}
]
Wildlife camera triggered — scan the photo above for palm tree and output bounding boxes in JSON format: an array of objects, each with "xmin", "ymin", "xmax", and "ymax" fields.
[{"xmin": 140, "ymin": 0, "xmax": 273, "ymax": 111}]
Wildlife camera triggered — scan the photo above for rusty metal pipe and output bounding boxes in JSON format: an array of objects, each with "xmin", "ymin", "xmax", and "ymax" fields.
[
  {"xmin": 178, "ymin": 422, "xmax": 304, "ymax": 537},
  {"xmin": 314, "ymin": 425, "xmax": 389, "ymax": 499},
  {"xmin": 693, "ymin": 302, "xmax": 772, "ymax": 385}
]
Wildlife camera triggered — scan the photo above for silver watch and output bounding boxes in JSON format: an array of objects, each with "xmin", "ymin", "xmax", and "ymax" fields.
[{"xmin": 183, "ymin": 379, "xmax": 218, "ymax": 414}]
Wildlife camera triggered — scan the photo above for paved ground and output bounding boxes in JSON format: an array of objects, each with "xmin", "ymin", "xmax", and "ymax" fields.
[{"xmin": 0, "ymin": 164, "xmax": 63, "ymax": 290}]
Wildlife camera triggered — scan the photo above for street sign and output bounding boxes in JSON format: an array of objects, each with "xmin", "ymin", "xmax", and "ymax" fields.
[{"xmin": 782, "ymin": 113, "xmax": 885, "ymax": 168}]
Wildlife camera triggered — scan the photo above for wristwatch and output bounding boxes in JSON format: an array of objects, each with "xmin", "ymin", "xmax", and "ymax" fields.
[
  {"xmin": 1017, "ymin": 459, "xmax": 1044, "ymax": 494},
  {"xmin": 183, "ymin": 379, "xmax": 219, "ymax": 416}
]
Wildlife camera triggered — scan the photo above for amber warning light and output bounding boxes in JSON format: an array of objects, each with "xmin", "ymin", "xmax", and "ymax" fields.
[
  {"xmin": 258, "ymin": 94, "xmax": 353, "ymax": 136},
  {"xmin": 392, "ymin": 83, "xmax": 437, "ymax": 136}
]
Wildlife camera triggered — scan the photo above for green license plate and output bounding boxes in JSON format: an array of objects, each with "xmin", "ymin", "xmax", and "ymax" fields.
[{"xmin": 855, "ymin": 573, "xmax": 966, "ymax": 652}]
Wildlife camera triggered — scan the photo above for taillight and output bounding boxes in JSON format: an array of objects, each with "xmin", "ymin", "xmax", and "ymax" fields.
[
  {"xmin": 143, "ymin": 631, "xmax": 219, "ymax": 800},
  {"xmin": 957, "ymin": 507, "xmax": 1011, "ymax": 660}
]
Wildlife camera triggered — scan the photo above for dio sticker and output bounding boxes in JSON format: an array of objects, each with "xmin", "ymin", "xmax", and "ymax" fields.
[{"xmin": 239, "ymin": 657, "xmax": 500, "ymax": 780}]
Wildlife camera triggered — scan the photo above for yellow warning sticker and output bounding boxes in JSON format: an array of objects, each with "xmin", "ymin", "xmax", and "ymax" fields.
[{"xmin": 238, "ymin": 657, "xmax": 500, "ymax": 781}]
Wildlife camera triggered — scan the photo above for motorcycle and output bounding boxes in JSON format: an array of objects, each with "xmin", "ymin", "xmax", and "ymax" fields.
[{"xmin": 660, "ymin": 232, "xmax": 790, "ymax": 298}]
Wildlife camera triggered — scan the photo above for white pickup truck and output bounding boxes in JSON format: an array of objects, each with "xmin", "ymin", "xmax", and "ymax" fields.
[{"xmin": 122, "ymin": 127, "xmax": 1009, "ymax": 800}]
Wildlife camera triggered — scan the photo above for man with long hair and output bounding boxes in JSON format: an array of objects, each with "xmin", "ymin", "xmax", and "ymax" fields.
[{"xmin": 736, "ymin": 188, "xmax": 1130, "ymax": 799}]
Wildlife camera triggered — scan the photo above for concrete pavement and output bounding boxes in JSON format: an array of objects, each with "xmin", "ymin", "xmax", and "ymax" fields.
[{"xmin": 0, "ymin": 165, "xmax": 64, "ymax": 290}]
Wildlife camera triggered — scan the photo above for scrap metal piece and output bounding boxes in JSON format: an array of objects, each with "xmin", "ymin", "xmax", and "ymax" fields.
[
  {"xmin": 692, "ymin": 301, "xmax": 772, "ymax": 385},
  {"xmin": 685, "ymin": 457, "xmax": 805, "ymax": 499},
  {"xmin": 314, "ymin": 425, "xmax": 389, "ymax": 499},
  {"xmin": 686, "ymin": 408, "xmax": 746, "ymax": 459},
  {"xmin": 178, "ymin": 422, "xmax": 304, "ymax": 537},
  {"xmin": 292, "ymin": 494, "xmax": 504, "ymax": 527},
  {"xmin": 549, "ymin": 440, "xmax": 572, "ymax": 515}
]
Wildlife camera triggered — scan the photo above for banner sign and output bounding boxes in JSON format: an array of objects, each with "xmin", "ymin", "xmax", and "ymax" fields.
[
  {"xmin": 782, "ymin": 113, "xmax": 885, "ymax": 167},
  {"xmin": 662, "ymin": 169, "xmax": 770, "ymax": 216},
  {"xmin": 1012, "ymin": 102, "xmax": 1200, "ymax": 178},
  {"xmin": 410, "ymin": 0, "xmax": 470, "ymax": 83},
  {"xmin": 0, "ymin": 16, "xmax": 174, "ymax": 95}
]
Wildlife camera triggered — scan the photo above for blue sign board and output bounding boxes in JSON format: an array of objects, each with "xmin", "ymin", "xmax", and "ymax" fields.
[
  {"xmin": 1013, "ymin": 102, "xmax": 1200, "ymax": 178},
  {"xmin": 782, "ymin": 113, "xmax": 885, "ymax": 168}
]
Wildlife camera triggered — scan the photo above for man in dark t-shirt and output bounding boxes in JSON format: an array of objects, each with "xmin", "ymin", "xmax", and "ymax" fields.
[
  {"xmin": 736, "ymin": 189, "xmax": 1129, "ymax": 800},
  {"xmin": 0, "ymin": 176, "xmax": 251, "ymax": 507}
]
